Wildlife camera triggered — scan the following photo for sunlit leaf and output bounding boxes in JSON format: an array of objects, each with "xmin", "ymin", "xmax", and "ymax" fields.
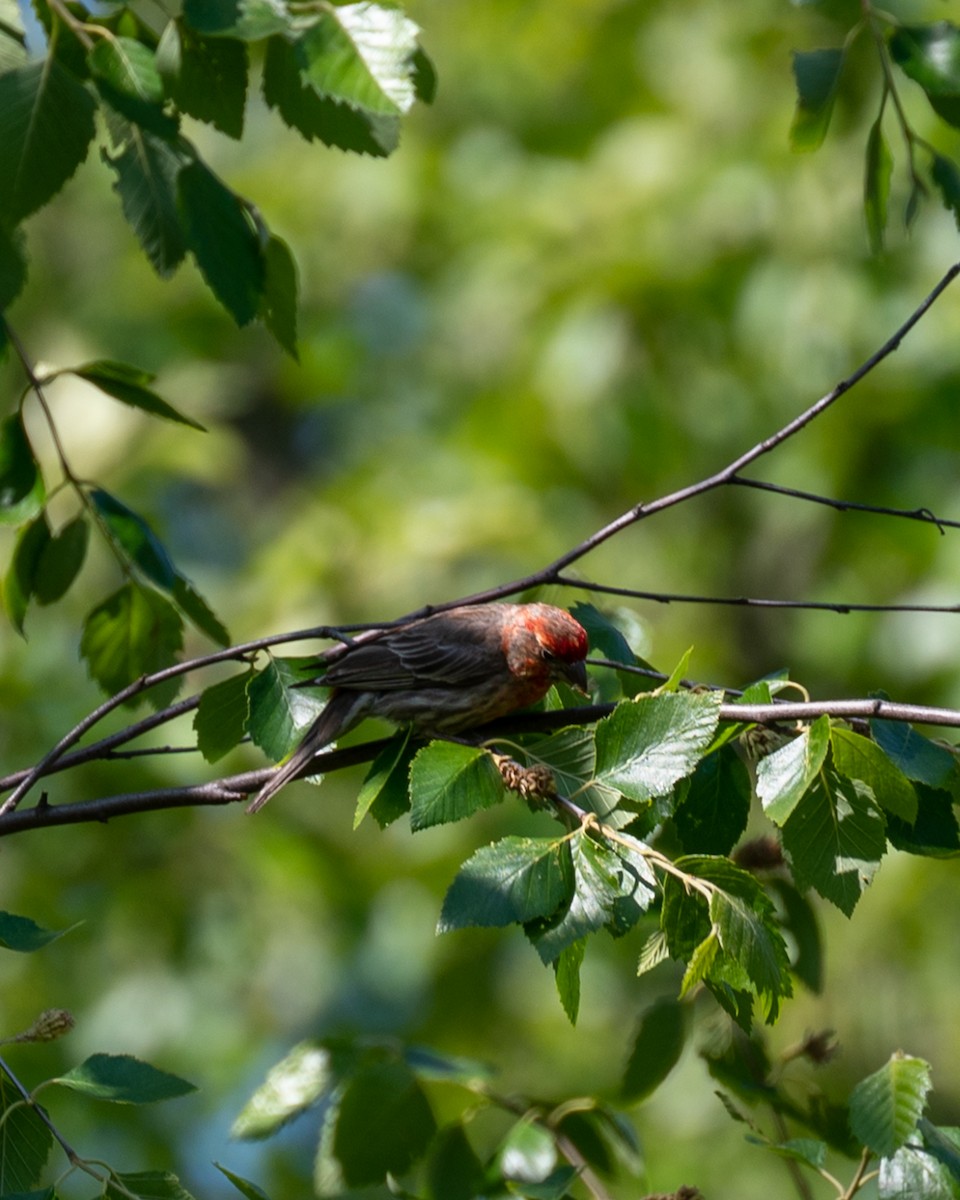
[
  {"xmin": 830, "ymin": 726, "xmax": 917, "ymax": 822},
  {"xmin": 80, "ymin": 583, "xmax": 183, "ymax": 706},
  {"xmin": 88, "ymin": 37, "xmax": 177, "ymax": 136},
  {"xmin": 246, "ymin": 657, "xmax": 327, "ymax": 762},
  {"xmin": 756, "ymin": 716, "xmax": 830, "ymax": 825},
  {"xmin": 232, "ymin": 1040, "xmax": 333, "ymax": 1139},
  {"xmin": 409, "ymin": 741, "xmax": 506, "ymax": 829},
  {"xmin": 438, "ymin": 836, "xmax": 571, "ymax": 931},
  {"xmin": 891, "ymin": 23, "xmax": 960, "ymax": 128},
  {"xmin": 354, "ymin": 732, "xmax": 414, "ymax": 828},
  {"xmin": 69, "ymin": 359, "xmax": 205, "ymax": 430},
  {"xmin": 849, "ymin": 1052, "xmax": 931, "ymax": 1158}
]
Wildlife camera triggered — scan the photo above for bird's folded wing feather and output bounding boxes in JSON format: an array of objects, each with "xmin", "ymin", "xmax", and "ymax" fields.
[{"xmin": 325, "ymin": 620, "xmax": 498, "ymax": 691}]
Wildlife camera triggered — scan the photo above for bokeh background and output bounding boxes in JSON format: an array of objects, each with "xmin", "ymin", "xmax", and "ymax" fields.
[{"xmin": 3, "ymin": 0, "xmax": 960, "ymax": 1195}]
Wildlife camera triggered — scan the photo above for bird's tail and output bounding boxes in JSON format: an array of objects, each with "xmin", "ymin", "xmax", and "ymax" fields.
[{"xmin": 246, "ymin": 691, "xmax": 365, "ymax": 814}]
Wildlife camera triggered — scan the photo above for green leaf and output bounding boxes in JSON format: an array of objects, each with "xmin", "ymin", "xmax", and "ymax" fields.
[
  {"xmin": 171, "ymin": 574, "xmax": 230, "ymax": 644},
  {"xmin": 769, "ymin": 1139, "xmax": 827, "ymax": 1169},
  {"xmin": 104, "ymin": 1170, "xmax": 198, "ymax": 1200},
  {"xmin": 412, "ymin": 44, "xmax": 437, "ymax": 104},
  {"xmin": 507, "ymin": 1166, "xmax": 580, "ymax": 1199},
  {"xmin": 246, "ymin": 657, "xmax": 326, "ymax": 762},
  {"xmin": 709, "ymin": 887, "xmax": 792, "ymax": 1021},
  {"xmin": 790, "ymin": 48, "xmax": 844, "ymax": 151},
  {"xmin": 103, "ymin": 125, "xmax": 189, "ymax": 277},
  {"xmin": 0, "ymin": 909, "xmax": 71, "ymax": 951},
  {"xmin": 3, "ymin": 510, "xmax": 49, "ymax": 633},
  {"xmin": 673, "ymin": 744, "xmax": 752, "ymax": 855},
  {"xmin": 931, "ymin": 153, "xmax": 960, "ymax": 231},
  {"xmin": 0, "ymin": 0, "xmax": 28, "ymax": 72},
  {"xmin": 259, "ymin": 233, "xmax": 299, "ymax": 358},
  {"xmin": 232, "ymin": 1040, "xmax": 333, "ymax": 1140},
  {"xmin": 88, "ymin": 37, "xmax": 177, "ymax": 136},
  {"xmin": 621, "ymin": 997, "xmax": 689, "ymax": 1103},
  {"xmin": 569, "ymin": 601, "xmax": 651, "ymax": 698},
  {"xmin": 864, "ymin": 116, "xmax": 892, "ymax": 254},
  {"xmin": 593, "ymin": 691, "xmax": 722, "ymax": 807},
  {"xmin": 213, "ymin": 1163, "xmax": 271, "ymax": 1200},
  {"xmin": 879, "ymin": 1144, "xmax": 958, "ymax": 1200},
  {"xmin": 194, "ymin": 671, "xmax": 251, "ymax": 763},
  {"xmin": 782, "ymin": 767, "xmax": 887, "ymax": 916},
  {"xmin": 354, "ymin": 732, "xmax": 414, "ymax": 828},
  {"xmin": 0, "ymin": 58, "xmax": 96, "ymax": 224},
  {"xmin": 296, "ymin": 4, "xmax": 420, "ymax": 117},
  {"xmin": 756, "ymin": 716, "xmax": 830, "ymax": 825},
  {"xmin": 849, "ymin": 1052, "xmax": 932, "ymax": 1158},
  {"xmin": 919, "ymin": 1121, "xmax": 960, "ymax": 1185},
  {"xmin": 424, "ymin": 1123, "xmax": 487, "ymax": 1200},
  {"xmin": 870, "ymin": 718, "xmax": 958, "ymax": 792},
  {"xmin": 333, "ymin": 1059, "xmax": 437, "ymax": 1187},
  {"xmin": 517, "ymin": 727, "xmax": 620, "ymax": 822},
  {"xmin": 69, "ymin": 359, "xmax": 205, "ymax": 430},
  {"xmin": 183, "ymin": 0, "xmax": 293, "ymax": 41},
  {"xmin": 403, "ymin": 1045, "xmax": 494, "ymax": 1086},
  {"xmin": 830, "ymin": 726, "xmax": 918, "ymax": 823},
  {"xmin": 53, "ymin": 1053, "xmax": 197, "ymax": 1104},
  {"xmin": 438, "ymin": 836, "xmax": 571, "ymax": 932},
  {"xmin": 409, "ymin": 741, "xmax": 506, "ymax": 830},
  {"xmin": 178, "ymin": 158, "xmax": 264, "ymax": 326},
  {"xmin": 0, "ymin": 222, "xmax": 27, "ymax": 309},
  {"xmin": 91, "ymin": 489, "xmax": 176, "ymax": 589},
  {"xmin": 766, "ymin": 878, "xmax": 823, "ymax": 992},
  {"xmin": 553, "ymin": 938, "xmax": 585, "ymax": 1024},
  {"xmin": 262, "ymin": 33, "xmax": 399, "ymax": 156},
  {"xmin": 887, "ymin": 785, "xmax": 960, "ymax": 858},
  {"xmin": 156, "ymin": 21, "xmax": 248, "ymax": 139},
  {"xmin": 0, "ymin": 1070, "xmax": 53, "ymax": 1194},
  {"xmin": 80, "ymin": 583, "xmax": 184, "ymax": 706},
  {"xmin": 33, "ymin": 515, "xmax": 89, "ymax": 605},
  {"xmin": 891, "ymin": 23, "xmax": 960, "ymax": 128},
  {"xmin": 0, "ymin": 412, "xmax": 45, "ymax": 526}
]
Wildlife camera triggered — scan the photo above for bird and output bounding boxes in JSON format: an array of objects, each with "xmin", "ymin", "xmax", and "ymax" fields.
[{"xmin": 246, "ymin": 602, "xmax": 589, "ymax": 813}]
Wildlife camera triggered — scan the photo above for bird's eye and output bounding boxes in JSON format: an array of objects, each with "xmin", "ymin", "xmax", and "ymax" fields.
[{"xmin": 540, "ymin": 648, "xmax": 557, "ymax": 662}]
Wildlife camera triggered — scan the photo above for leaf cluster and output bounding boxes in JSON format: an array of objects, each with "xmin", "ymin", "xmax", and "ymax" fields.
[
  {"xmin": 0, "ymin": 0, "xmax": 434, "ymax": 354},
  {"xmin": 790, "ymin": 9, "xmax": 960, "ymax": 248}
]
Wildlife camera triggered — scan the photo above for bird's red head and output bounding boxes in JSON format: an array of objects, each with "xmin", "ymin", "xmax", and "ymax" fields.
[{"xmin": 503, "ymin": 604, "xmax": 589, "ymax": 693}]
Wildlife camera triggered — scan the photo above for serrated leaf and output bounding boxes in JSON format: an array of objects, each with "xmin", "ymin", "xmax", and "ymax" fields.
[
  {"xmin": 246, "ymin": 656, "xmax": 327, "ymax": 762},
  {"xmin": 0, "ymin": 909, "xmax": 71, "ymax": 951},
  {"xmin": 594, "ymin": 691, "xmax": 721, "ymax": 806},
  {"xmin": 88, "ymin": 37, "xmax": 177, "ymax": 136},
  {"xmin": 298, "ymin": 4, "xmax": 420, "ymax": 117},
  {"xmin": 636, "ymin": 929, "xmax": 669, "ymax": 977},
  {"xmin": 194, "ymin": 671, "xmax": 251, "ymax": 763},
  {"xmin": 931, "ymin": 153, "xmax": 960, "ymax": 230},
  {"xmin": 709, "ymin": 888, "xmax": 792, "ymax": 1021},
  {"xmin": 103, "ymin": 124, "xmax": 189, "ymax": 276},
  {"xmin": 782, "ymin": 767, "xmax": 887, "ymax": 916},
  {"xmin": 553, "ymin": 938, "xmax": 585, "ymax": 1024},
  {"xmin": 80, "ymin": 583, "xmax": 184, "ymax": 706},
  {"xmin": 178, "ymin": 158, "xmax": 264, "ymax": 326},
  {"xmin": 891, "ymin": 23, "xmax": 960, "ymax": 122},
  {"xmin": 790, "ymin": 47, "xmax": 844, "ymax": 151},
  {"xmin": 0, "ymin": 412, "xmax": 44, "ymax": 525},
  {"xmin": 831, "ymin": 726, "xmax": 917, "ymax": 823},
  {"xmin": 171, "ymin": 574, "xmax": 230, "ymax": 644},
  {"xmin": 919, "ymin": 1121, "xmax": 960, "ymax": 1185},
  {"xmin": 334, "ymin": 1059, "xmax": 436, "ymax": 1187},
  {"xmin": 879, "ymin": 1144, "xmax": 957, "ymax": 1200},
  {"xmin": 260, "ymin": 233, "xmax": 298, "ymax": 357},
  {"xmin": 183, "ymin": 0, "xmax": 293, "ymax": 41},
  {"xmin": 3, "ymin": 510, "xmax": 49, "ymax": 632},
  {"xmin": 621, "ymin": 998, "xmax": 688, "ymax": 1103},
  {"xmin": 756, "ymin": 716, "xmax": 830, "ymax": 825},
  {"xmin": 33, "ymin": 515, "xmax": 89, "ymax": 605},
  {"xmin": 517, "ymin": 726, "xmax": 620, "ymax": 821},
  {"xmin": 232, "ymin": 1040, "xmax": 333, "ymax": 1140},
  {"xmin": 0, "ymin": 58, "xmax": 96, "ymax": 224},
  {"xmin": 870, "ymin": 718, "xmax": 957, "ymax": 792},
  {"xmin": 69, "ymin": 359, "xmax": 205, "ymax": 430},
  {"xmin": 354, "ymin": 732, "xmax": 413, "ymax": 828},
  {"xmin": 849, "ymin": 1052, "xmax": 932, "ymax": 1158},
  {"xmin": 0, "ymin": 1070, "xmax": 53, "ymax": 1194},
  {"xmin": 213, "ymin": 1163, "xmax": 270, "ymax": 1200},
  {"xmin": 864, "ymin": 116, "xmax": 892, "ymax": 254},
  {"xmin": 262, "ymin": 33, "xmax": 399, "ymax": 155},
  {"xmin": 156, "ymin": 21, "xmax": 248, "ymax": 138},
  {"xmin": 104, "ymin": 1170, "xmax": 197, "ymax": 1200},
  {"xmin": 674, "ymin": 745, "xmax": 752, "ymax": 854},
  {"xmin": 409, "ymin": 741, "xmax": 506, "ymax": 830},
  {"xmin": 91, "ymin": 489, "xmax": 176, "ymax": 589},
  {"xmin": 54, "ymin": 1054, "xmax": 196, "ymax": 1103},
  {"xmin": 0, "ymin": 222, "xmax": 27, "ymax": 309},
  {"xmin": 438, "ymin": 836, "xmax": 571, "ymax": 932}
]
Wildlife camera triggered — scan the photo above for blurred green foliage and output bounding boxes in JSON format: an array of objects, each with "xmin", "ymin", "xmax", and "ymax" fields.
[{"xmin": 3, "ymin": 0, "xmax": 960, "ymax": 1196}]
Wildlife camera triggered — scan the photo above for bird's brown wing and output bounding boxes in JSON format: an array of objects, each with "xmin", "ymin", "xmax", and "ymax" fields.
[{"xmin": 324, "ymin": 611, "xmax": 502, "ymax": 692}]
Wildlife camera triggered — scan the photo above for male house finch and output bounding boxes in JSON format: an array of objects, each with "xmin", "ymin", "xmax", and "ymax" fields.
[{"xmin": 247, "ymin": 602, "xmax": 589, "ymax": 813}]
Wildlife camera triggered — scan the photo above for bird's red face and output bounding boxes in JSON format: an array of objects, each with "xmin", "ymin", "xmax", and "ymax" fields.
[{"xmin": 503, "ymin": 604, "xmax": 590, "ymax": 694}]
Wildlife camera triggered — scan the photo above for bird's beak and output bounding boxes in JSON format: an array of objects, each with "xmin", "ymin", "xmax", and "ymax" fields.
[{"xmin": 560, "ymin": 659, "xmax": 589, "ymax": 694}]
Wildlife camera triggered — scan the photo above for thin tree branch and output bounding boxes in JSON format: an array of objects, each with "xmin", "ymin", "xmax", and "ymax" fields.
[{"xmin": 730, "ymin": 476, "xmax": 958, "ymax": 534}]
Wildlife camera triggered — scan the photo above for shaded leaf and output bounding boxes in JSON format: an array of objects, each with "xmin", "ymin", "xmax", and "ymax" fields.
[
  {"xmin": 553, "ymin": 937, "xmax": 585, "ymax": 1024},
  {"xmin": 849, "ymin": 1052, "xmax": 931, "ymax": 1158},
  {"xmin": 409, "ymin": 741, "xmax": 506, "ymax": 830},
  {"xmin": 194, "ymin": 671, "xmax": 251, "ymax": 763},
  {"xmin": 621, "ymin": 997, "xmax": 688, "ymax": 1103},
  {"xmin": 0, "ymin": 909, "xmax": 71, "ymax": 951},
  {"xmin": 3, "ymin": 510, "xmax": 49, "ymax": 633},
  {"xmin": 232, "ymin": 1040, "xmax": 333, "ymax": 1140},
  {"xmin": 790, "ymin": 48, "xmax": 844, "ymax": 151},
  {"xmin": 0, "ymin": 412, "xmax": 44, "ymax": 526},
  {"xmin": 438, "ymin": 836, "xmax": 571, "ymax": 932},
  {"xmin": 91, "ymin": 489, "xmax": 176, "ymax": 589},
  {"xmin": 919, "ymin": 1121, "xmax": 960, "ymax": 1186},
  {"xmin": 831, "ymin": 725, "xmax": 917, "ymax": 822},
  {"xmin": 673, "ymin": 744, "xmax": 752, "ymax": 855},
  {"xmin": 246, "ymin": 657, "xmax": 326, "ymax": 762},
  {"xmin": 214, "ymin": 1163, "xmax": 271, "ymax": 1200},
  {"xmin": 864, "ymin": 116, "xmax": 892, "ymax": 253},
  {"xmin": 767, "ymin": 878, "xmax": 823, "ymax": 992},
  {"xmin": 517, "ymin": 726, "xmax": 620, "ymax": 821},
  {"xmin": 0, "ymin": 1070, "xmax": 52, "ymax": 1194},
  {"xmin": 33, "ymin": 515, "xmax": 89, "ymax": 605},
  {"xmin": 870, "ymin": 718, "xmax": 958, "ymax": 792},
  {"xmin": 183, "ymin": 0, "xmax": 293, "ymax": 41},
  {"xmin": 931, "ymin": 153, "xmax": 960, "ymax": 230},
  {"xmin": 88, "ymin": 37, "xmax": 177, "ymax": 136},
  {"xmin": 0, "ymin": 58, "xmax": 96, "ymax": 224},
  {"xmin": 354, "ymin": 732, "xmax": 414, "ymax": 828},
  {"xmin": 103, "ymin": 124, "xmax": 189, "ymax": 276},
  {"xmin": 887, "ymin": 785, "xmax": 960, "ymax": 858},
  {"xmin": 104, "ymin": 1171, "xmax": 197, "ymax": 1200},
  {"xmin": 69, "ymin": 359, "xmax": 205, "ymax": 430},
  {"xmin": 424, "ymin": 1122, "xmax": 486, "ymax": 1200},
  {"xmin": 178, "ymin": 158, "xmax": 264, "ymax": 325},
  {"xmin": 171, "ymin": 574, "xmax": 230, "ymax": 645},
  {"xmin": 260, "ymin": 233, "xmax": 299, "ymax": 358},
  {"xmin": 891, "ymin": 23, "xmax": 960, "ymax": 128},
  {"xmin": 80, "ymin": 583, "xmax": 183, "ymax": 707},
  {"xmin": 156, "ymin": 20, "xmax": 248, "ymax": 138},
  {"xmin": 334, "ymin": 1059, "xmax": 436, "ymax": 1187},
  {"xmin": 54, "ymin": 1054, "xmax": 196, "ymax": 1103},
  {"xmin": 0, "ymin": 222, "xmax": 27, "ymax": 309}
]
